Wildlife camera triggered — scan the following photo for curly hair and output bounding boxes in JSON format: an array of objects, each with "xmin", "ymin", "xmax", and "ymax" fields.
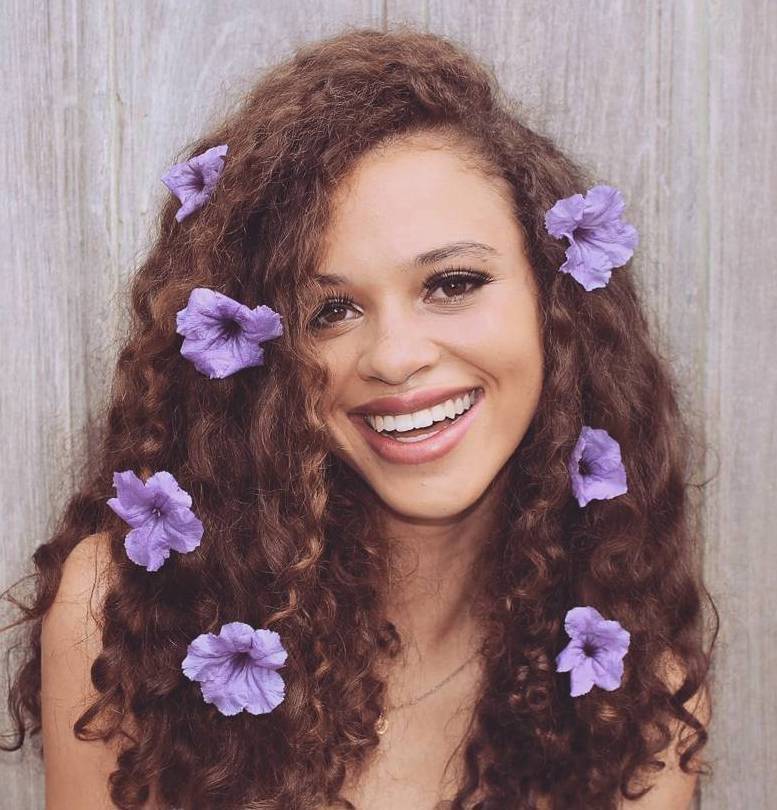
[{"xmin": 1, "ymin": 24, "xmax": 717, "ymax": 810}]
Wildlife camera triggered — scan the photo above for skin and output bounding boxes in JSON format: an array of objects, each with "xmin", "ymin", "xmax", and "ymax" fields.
[
  {"xmin": 312, "ymin": 132, "xmax": 707, "ymax": 809},
  {"xmin": 312, "ymin": 132, "xmax": 545, "ymax": 805},
  {"xmin": 41, "ymin": 132, "xmax": 707, "ymax": 810},
  {"xmin": 314, "ymin": 131, "xmax": 544, "ymax": 672}
]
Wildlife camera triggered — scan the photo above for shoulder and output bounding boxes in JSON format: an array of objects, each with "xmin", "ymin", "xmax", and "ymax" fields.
[
  {"xmin": 41, "ymin": 532, "xmax": 125, "ymax": 809},
  {"xmin": 62, "ymin": 530, "xmax": 114, "ymax": 586},
  {"xmin": 49, "ymin": 531, "xmax": 114, "ymax": 603},
  {"xmin": 41, "ymin": 529, "xmax": 116, "ymax": 698},
  {"xmin": 42, "ymin": 531, "xmax": 115, "ymax": 649},
  {"xmin": 536, "ymin": 654, "xmax": 711, "ymax": 810},
  {"xmin": 656, "ymin": 650, "xmax": 712, "ymax": 729},
  {"xmin": 615, "ymin": 652, "xmax": 711, "ymax": 809}
]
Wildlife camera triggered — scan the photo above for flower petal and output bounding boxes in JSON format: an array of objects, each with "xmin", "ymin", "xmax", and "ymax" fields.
[
  {"xmin": 182, "ymin": 629, "xmax": 246, "ymax": 683},
  {"xmin": 159, "ymin": 505, "xmax": 204, "ymax": 554},
  {"xmin": 578, "ymin": 185, "xmax": 627, "ymax": 228},
  {"xmin": 559, "ymin": 237, "xmax": 614, "ymax": 292},
  {"xmin": 564, "ymin": 605, "xmax": 605, "ymax": 638},
  {"xmin": 176, "ymin": 288, "xmax": 283, "ymax": 379},
  {"xmin": 147, "ymin": 470, "xmax": 194, "ymax": 510},
  {"xmin": 181, "ymin": 622, "xmax": 288, "ymax": 717},
  {"xmin": 161, "ymin": 144, "xmax": 229, "ymax": 223},
  {"xmin": 589, "ymin": 620, "xmax": 631, "ymax": 658},
  {"xmin": 544, "ymin": 192, "xmax": 586, "ymax": 239},
  {"xmin": 555, "ymin": 637, "xmax": 586, "ymax": 673},
  {"xmin": 568, "ymin": 426, "xmax": 628, "ymax": 507},
  {"xmin": 569, "ymin": 656, "xmax": 597, "ymax": 697},
  {"xmin": 545, "ymin": 185, "xmax": 638, "ymax": 291},
  {"xmin": 578, "ymin": 222, "xmax": 638, "ymax": 271},
  {"xmin": 558, "ymin": 606, "xmax": 630, "ymax": 696},
  {"xmin": 108, "ymin": 469, "xmax": 203, "ymax": 569},
  {"xmin": 200, "ymin": 657, "xmax": 286, "ymax": 716},
  {"xmin": 248, "ymin": 628, "xmax": 289, "ymax": 670},
  {"xmin": 107, "ymin": 470, "xmax": 155, "ymax": 528},
  {"xmin": 124, "ymin": 521, "xmax": 173, "ymax": 572},
  {"xmin": 590, "ymin": 650, "xmax": 626, "ymax": 691},
  {"xmin": 217, "ymin": 621, "xmax": 258, "ymax": 651}
]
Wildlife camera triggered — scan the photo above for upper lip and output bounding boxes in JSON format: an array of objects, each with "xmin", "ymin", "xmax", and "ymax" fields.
[{"xmin": 349, "ymin": 385, "xmax": 481, "ymax": 416}]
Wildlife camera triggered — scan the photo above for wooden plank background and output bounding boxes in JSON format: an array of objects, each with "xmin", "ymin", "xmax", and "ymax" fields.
[{"xmin": 2, "ymin": 2, "xmax": 774, "ymax": 807}]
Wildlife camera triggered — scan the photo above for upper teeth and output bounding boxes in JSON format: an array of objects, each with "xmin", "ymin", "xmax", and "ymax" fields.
[{"xmin": 365, "ymin": 388, "xmax": 481, "ymax": 433}]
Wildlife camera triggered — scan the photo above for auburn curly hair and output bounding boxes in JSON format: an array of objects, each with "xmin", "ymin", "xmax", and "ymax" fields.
[{"xmin": 1, "ymin": 24, "xmax": 717, "ymax": 810}]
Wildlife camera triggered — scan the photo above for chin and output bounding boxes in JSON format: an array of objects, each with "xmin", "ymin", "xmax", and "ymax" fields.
[{"xmin": 359, "ymin": 473, "xmax": 498, "ymax": 522}]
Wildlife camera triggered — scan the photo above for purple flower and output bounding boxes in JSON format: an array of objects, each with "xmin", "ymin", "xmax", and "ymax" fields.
[
  {"xmin": 161, "ymin": 144, "xmax": 229, "ymax": 222},
  {"xmin": 544, "ymin": 184, "xmax": 639, "ymax": 291},
  {"xmin": 107, "ymin": 470, "xmax": 204, "ymax": 572},
  {"xmin": 568, "ymin": 425, "xmax": 628, "ymax": 507},
  {"xmin": 176, "ymin": 287, "xmax": 284, "ymax": 379},
  {"xmin": 181, "ymin": 622, "xmax": 288, "ymax": 716},
  {"xmin": 556, "ymin": 606, "xmax": 630, "ymax": 697}
]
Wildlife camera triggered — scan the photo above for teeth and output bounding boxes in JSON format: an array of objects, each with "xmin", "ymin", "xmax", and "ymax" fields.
[
  {"xmin": 412, "ymin": 409, "xmax": 433, "ymax": 429},
  {"xmin": 365, "ymin": 388, "xmax": 481, "ymax": 433},
  {"xmin": 431, "ymin": 402, "xmax": 447, "ymax": 421}
]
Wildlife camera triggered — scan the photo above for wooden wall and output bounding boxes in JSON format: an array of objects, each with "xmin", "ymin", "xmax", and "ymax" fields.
[{"xmin": 2, "ymin": 2, "xmax": 774, "ymax": 807}]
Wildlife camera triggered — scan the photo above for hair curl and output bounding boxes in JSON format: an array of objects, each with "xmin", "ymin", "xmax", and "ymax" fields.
[{"xmin": 2, "ymin": 24, "xmax": 717, "ymax": 810}]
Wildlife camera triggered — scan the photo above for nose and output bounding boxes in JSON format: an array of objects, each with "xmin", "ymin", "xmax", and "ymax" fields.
[{"xmin": 355, "ymin": 306, "xmax": 441, "ymax": 385}]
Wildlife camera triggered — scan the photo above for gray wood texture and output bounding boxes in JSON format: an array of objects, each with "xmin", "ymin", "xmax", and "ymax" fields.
[{"xmin": 2, "ymin": 2, "xmax": 774, "ymax": 808}]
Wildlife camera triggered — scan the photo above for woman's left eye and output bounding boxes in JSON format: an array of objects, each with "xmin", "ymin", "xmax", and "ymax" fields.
[
  {"xmin": 423, "ymin": 267, "xmax": 495, "ymax": 301},
  {"xmin": 310, "ymin": 267, "xmax": 494, "ymax": 331}
]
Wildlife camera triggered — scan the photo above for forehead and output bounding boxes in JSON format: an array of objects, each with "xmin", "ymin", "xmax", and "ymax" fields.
[{"xmin": 319, "ymin": 137, "xmax": 518, "ymax": 274}]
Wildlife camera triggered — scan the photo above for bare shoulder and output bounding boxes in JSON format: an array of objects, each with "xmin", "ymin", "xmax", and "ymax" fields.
[
  {"xmin": 49, "ymin": 531, "xmax": 115, "ymax": 609},
  {"xmin": 535, "ymin": 654, "xmax": 711, "ymax": 810},
  {"xmin": 42, "ymin": 531, "xmax": 116, "ymax": 658},
  {"xmin": 41, "ymin": 531, "xmax": 124, "ymax": 810},
  {"xmin": 617, "ymin": 652, "xmax": 711, "ymax": 809},
  {"xmin": 65, "ymin": 529, "xmax": 114, "ymax": 581},
  {"xmin": 657, "ymin": 650, "xmax": 712, "ymax": 729}
]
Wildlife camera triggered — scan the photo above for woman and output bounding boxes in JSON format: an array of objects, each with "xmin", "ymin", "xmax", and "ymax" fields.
[{"xmin": 1, "ymin": 25, "xmax": 715, "ymax": 810}]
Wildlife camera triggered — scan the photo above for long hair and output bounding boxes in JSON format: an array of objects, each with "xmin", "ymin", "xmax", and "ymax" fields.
[{"xmin": 2, "ymin": 25, "xmax": 717, "ymax": 809}]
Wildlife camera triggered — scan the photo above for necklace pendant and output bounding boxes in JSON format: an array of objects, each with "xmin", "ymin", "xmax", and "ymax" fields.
[{"xmin": 375, "ymin": 711, "xmax": 388, "ymax": 735}]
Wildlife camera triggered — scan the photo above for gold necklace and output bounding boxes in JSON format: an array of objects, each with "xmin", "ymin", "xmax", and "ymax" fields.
[{"xmin": 374, "ymin": 650, "xmax": 479, "ymax": 735}]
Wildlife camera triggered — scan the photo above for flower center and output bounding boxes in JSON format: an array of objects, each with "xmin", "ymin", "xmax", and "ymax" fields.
[
  {"xmin": 221, "ymin": 319, "xmax": 242, "ymax": 339},
  {"xmin": 582, "ymin": 640, "xmax": 598, "ymax": 657}
]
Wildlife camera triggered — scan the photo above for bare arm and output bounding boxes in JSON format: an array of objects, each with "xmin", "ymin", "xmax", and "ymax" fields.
[{"xmin": 41, "ymin": 532, "xmax": 128, "ymax": 809}]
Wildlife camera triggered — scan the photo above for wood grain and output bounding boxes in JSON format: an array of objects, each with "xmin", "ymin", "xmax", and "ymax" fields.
[{"xmin": 2, "ymin": 2, "xmax": 774, "ymax": 807}]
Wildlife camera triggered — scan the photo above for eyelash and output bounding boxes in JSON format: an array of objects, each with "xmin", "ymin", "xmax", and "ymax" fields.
[{"xmin": 311, "ymin": 266, "xmax": 495, "ymax": 331}]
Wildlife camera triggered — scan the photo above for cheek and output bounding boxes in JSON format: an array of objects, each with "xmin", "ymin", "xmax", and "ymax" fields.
[
  {"xmin": 477, "ymin": 297, "xmax": 544, "ymax": 382},
  {"xmin": 316, "ymin": 347, "xmax": 355, "ymax": 411}
]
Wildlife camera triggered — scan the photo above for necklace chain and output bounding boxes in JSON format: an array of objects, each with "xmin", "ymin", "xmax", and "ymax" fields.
[{"xmin": 374, "ymin": 649, "xmax": 479, "ymax": 736}]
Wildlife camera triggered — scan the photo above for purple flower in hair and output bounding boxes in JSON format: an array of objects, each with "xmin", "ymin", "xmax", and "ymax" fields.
[
  {"xmin": 182, "ymin": 622, "xmax": 288, "ymax": 716},
  {"xmin": 556, "ymin": 606, "xmax": 631, "ymax": 697},
  {"xmin": 544, "ymin": 184, "xmax": 639, "ymax": 291},
  {"xmin": 176, "ymin": 287, "xmax": 284, "ymax": 379},
  {"xmin": 107, "ymin": 470, "xmax": 204, "ymax": 571},
  {"xmin": 568, "ymin": 425, "xmax": 628, "ymax": 507},
  {"xmin": 161, "ymin": 144, "xmax": 229, "ymax": 222}
]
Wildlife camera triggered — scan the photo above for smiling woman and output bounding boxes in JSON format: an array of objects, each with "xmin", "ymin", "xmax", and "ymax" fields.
[
  {"xmin": 312, "ymin": 132, "xmax": 545, "ymax": 535},
  {"xmin": 1, "ymin": 24, "xmax": 715, "ymax": 810}
]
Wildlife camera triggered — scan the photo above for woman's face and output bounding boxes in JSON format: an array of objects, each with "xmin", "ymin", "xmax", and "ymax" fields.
[{"xmin": 312, "ymin": 135, "xmax": 544, "ymax": 521}]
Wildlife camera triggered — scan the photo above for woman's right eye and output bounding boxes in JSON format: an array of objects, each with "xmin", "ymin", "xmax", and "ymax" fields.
[{"xmin": 310, "ymin": 293, "xmax": 358, "ymax": 330}]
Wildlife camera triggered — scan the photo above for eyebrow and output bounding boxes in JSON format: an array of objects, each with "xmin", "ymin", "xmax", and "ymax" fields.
[{"xmin": 315, "ymin": 240, "xmax": 500, "ymax": 286}]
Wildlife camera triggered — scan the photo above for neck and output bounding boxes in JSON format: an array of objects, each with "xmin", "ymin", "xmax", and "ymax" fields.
[{"xmin": 373, "ymin": 473, "xmax": 506, "ymax": 695}]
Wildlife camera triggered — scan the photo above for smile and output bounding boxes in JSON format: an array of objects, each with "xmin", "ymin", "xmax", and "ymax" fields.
[
  {"xmin": 349, "ymin": 388, "xmax": 485, "ymax": 464},
  {"xmin": 364, "ymin": 387, "xmax": 480, "ymax": 435}
]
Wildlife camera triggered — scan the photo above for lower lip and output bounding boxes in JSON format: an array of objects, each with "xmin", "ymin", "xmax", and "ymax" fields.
[{"xmin": 349, "ymin": 390, "xmax": 485, "ymax": 465}]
